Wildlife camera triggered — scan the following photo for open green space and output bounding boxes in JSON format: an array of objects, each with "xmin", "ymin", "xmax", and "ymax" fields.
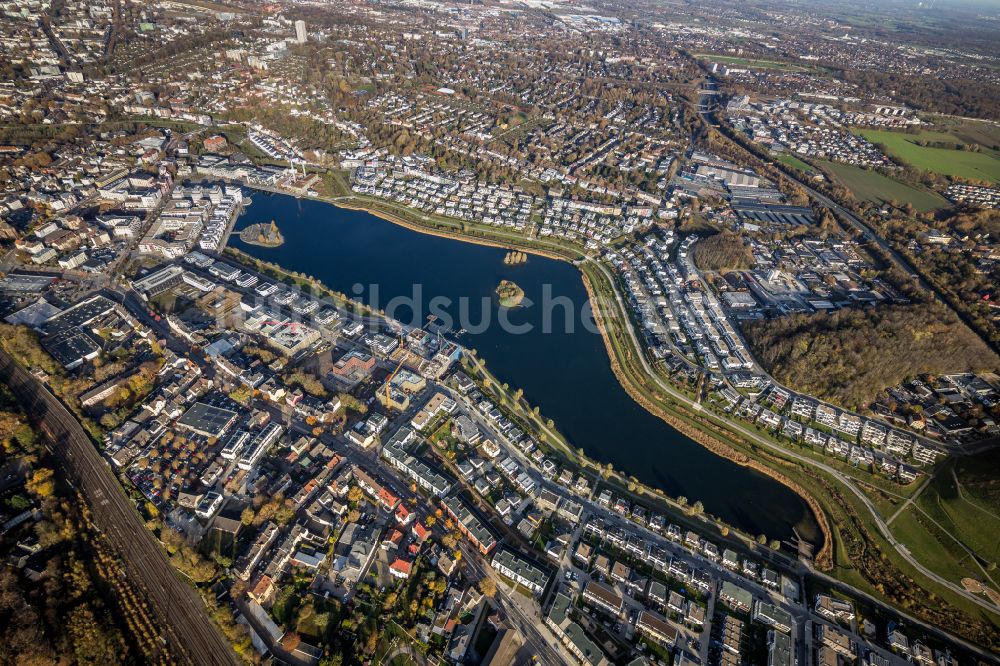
[
  {"xmin": 930, "ymin": 120, "xmax": 1000, "ymax": 151},
  {"xmin": 916, "ymin": 459, "xmax": 1000, "ymax": 575},
  {"xmin": 816, "ymin": 160, "xmax": 949, "ymax": 211},
  {"xmin": 231, "ymin": 168, "xmax": 1000, "ymax": 647},
  {"xmin": 953, "ymin": 448, "xmax": 1000, "ymax": 514},
  {"xmin": 888, "ymin": 453, "xmax": 1000, "ymax": 599},
  {"xmin": 695, "ymin": 53, "xmax": 809, "ymax": 72},
  {"xmin": 890, "ymin": 505, "xmax": 987, "ymax": 588},
  {"xmin": 856, "ymin": 129, "xmax": 1000, "ymax": 183},
  {"xmin": 774, "ymin": 152, "xmax": 813, "ymax": 172}
]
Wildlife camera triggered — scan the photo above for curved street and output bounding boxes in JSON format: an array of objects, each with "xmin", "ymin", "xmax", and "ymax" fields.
[{"xmin": 587, "ymin": 258, "xmax": 1000, "ymax": 618}]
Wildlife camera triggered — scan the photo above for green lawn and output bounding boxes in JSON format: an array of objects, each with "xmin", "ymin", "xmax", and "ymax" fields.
[
  {"xmin": 857, "ymin": 129, "xmax": 1000, "ymax": 183},
  {"xmin": 695, "ymin": 53, "xmax": 809, "ymax": 72},
  {"xmin": 953, "ymin": 448, "xmax": 1000, "ymax": 514},
  {"xmin": 388, "ymin": 656, "xmax": 416, "ymax": 666},
  {"xmin": 775, "ymin": 153, "xmax": 813, "ymax": 172},
  {"xmin": 889, "ymin": 505, "xmax": 985, "ymax": 586},
  {"xmin": 817, "ymin": 160, "xmax": 949, "ymax": 212},
  {"xmin": 888, "ymin": 456, "xmax": 1000, "ymax": 592},
  {"xmin": 916, "ymin": 459, "xmax": 1000, "ymax": 571}
]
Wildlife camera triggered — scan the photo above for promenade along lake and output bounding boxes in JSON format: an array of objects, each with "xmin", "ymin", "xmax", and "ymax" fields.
[{"xmin": 229, "ymin": 191, "xmax": 819, "ymax": 543}]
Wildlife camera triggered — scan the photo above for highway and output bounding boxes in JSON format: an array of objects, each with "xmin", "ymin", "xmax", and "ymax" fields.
[{"xmin": 0, "ymin": 348, "xmax": 243, "ymax": 666}]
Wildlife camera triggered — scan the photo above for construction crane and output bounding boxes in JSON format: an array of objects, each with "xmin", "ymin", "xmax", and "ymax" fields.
[{"xmin": 384, "ymin": 332, "xmax": 406, "ymax": 406}]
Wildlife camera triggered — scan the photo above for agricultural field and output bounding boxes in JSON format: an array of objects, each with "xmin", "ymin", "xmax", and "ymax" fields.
[
  {"xmin": 857, "ymin": 128, "xmax": 1000, "ymax": 183},
  {"xmin": 817, "ymin": 160, "xmax": 949, "ymax": 212},
  {"xmin": 934, "ymin": 121, "xmax": 1000, "ymax": 151}
]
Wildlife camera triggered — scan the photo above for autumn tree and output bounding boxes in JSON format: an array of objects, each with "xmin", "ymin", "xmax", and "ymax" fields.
[
  {"xmin": 27, "ymin": 467, "xmax": 55, "ymax": 498},
  {"xmin": 478, "ymin": 577, "xmax": 496, "ymax": 597}
]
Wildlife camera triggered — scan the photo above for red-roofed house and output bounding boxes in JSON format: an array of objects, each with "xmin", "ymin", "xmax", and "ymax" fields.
[
  {"xmin": 203, "ymin": 135, "xmax": 228, "ymax": 152},
  {"xmin": 412, "ymin": 521, "xmax": 430, "ymax": 542},
  {"xmin": 249, "ymin": 575, "xmax": 276, "ymax": 608},
  {"xmin": 395, "ymin": 503, "xmax": 414, "ymax": 525},
  {"xmin": 389, "ymin": 558, "xmax": 412, "ymax": 579},
  {"xmin": 353, "ymin": 466, "xmax": 400, "ymax": 511},
  {"xmin": 378, "ymin": 487, "xmax": 400, "ymax": 511},
  {"xmin": 381, "ymin": 529, "xmax": 404, "ymax": 551}
]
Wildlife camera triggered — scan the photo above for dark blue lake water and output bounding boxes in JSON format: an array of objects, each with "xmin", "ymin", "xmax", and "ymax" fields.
[{"xmin": 229, "ymin": 191, "xmax": 818, "ymax": 542}]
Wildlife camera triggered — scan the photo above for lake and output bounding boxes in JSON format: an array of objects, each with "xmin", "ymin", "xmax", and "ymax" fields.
[{"xmin": 228, "ymin": 191, "xmax": 819, "ymax": 543}]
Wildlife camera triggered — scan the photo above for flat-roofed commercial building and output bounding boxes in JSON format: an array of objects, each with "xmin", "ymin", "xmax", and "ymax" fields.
[
  {"xmin": 754, "ymin": 599, "xmax": 793, "ymax": 634},
  {"xmin": 719, "ymin": 581, "xmax": 753, "ymax": 613},
  {"xmin": 768, "ymin": 630, "xmax": 792, "ymax": 666},
  {"xmin": 132, "ymin": 264, "xmax": 185, "ymax": 296},
  {"xmin": 177, "ymin": 401, "xmax": 239, "ymax": 438},
  {"xmin": 818, "ymin": 623, "xmax": 855, "ymax": 658},
  {"xmin": 239, "ymin": 423, "xmax": 283, "ymax": 471}
]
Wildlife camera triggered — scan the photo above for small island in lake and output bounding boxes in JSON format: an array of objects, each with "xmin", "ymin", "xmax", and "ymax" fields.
[
  {"xmin": 495, "ymin": 279, "xmax": 525, "ymax": 308},
  {"xmin": 503, "ymin": 250, "xmax": 527, "ymax": 266},
  {"xmin": 240, "ymin": 219, "xmax": 284, "ymax": 247}
]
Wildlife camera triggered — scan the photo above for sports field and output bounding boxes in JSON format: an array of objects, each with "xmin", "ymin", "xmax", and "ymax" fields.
[
  {"xmin": 857, "ymin": 129, "xmax": 1000, "ymax": 183},
  {"xmin": 817, "ymin": 160, "xmax": 949, "ymax": 212}
]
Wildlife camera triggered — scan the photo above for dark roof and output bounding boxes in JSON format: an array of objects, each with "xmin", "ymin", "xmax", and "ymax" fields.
[
  {"xmin": 177, "ymin": 402, "xmax": 238, "ymax": 437},
  {"xmin": 42, "ymin": 329, "xmax": 101, "ymax": 367}
]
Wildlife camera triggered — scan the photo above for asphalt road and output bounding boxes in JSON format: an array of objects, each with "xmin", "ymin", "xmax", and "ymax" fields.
[
  {"xmin": 588, "ymin": 259, "xmax": 1000, "ymax": 625},
  {"xmin": 458, "ymin": 541, "xmax": 569, "ymax": 666},
  {"xmin": 0, "ymin": 349, "xmax": 242, "ymax": 666}
]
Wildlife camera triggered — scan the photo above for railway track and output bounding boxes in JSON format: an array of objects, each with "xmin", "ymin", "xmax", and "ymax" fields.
[{"xmin": 0, "ymin": 349, "xmax": 242, "ymax": 666}]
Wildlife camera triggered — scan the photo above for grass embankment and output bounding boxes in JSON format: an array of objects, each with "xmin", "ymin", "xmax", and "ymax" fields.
[
  {"xmin": 319, "ymin": 193, "xmax": 827, "ymax": 558},
  {"xmin": 580, "ymin": 262, "xmax": 1000, "ymax": 648},
  {"xmin": 856, "ymin": 129, "xmax": 1000, "ymax": 184},
  {"xmin": 577, "ymin": 261, "xmax": 831, "ymax": 565},
  {"xmin": 461, "ymin": 351, "xmax": 807, "ymax": 572},
  {"xmin": 336, "ymin": 194, "xmax": 584, "ymax": 262},
  {"xmin": 816, "ymin": 159, "xmax": 949, "ymax": 212},
  {"xmin": 804, "ymin": 460, "xmax": 1000, "ymax": 651},
  {"xmin": 889, "ymin": 454, "xmax": 1000, "ymax": 594}
]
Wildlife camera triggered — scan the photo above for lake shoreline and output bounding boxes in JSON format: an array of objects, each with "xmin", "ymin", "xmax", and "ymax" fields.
[
  {"xmin": 334, "ymin": 197, "xmax": 576, "ymax": 262},
  {"xmin": 578, "ymin": 268, "xmax": 831, "ymax": 562},
  {"xmin": 342, "ymin": 195, "xmax": 825, "ymax": 548},
  {"xmin": 231, "ymin": 184, "xmax": 824, "ymax": 547}
]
